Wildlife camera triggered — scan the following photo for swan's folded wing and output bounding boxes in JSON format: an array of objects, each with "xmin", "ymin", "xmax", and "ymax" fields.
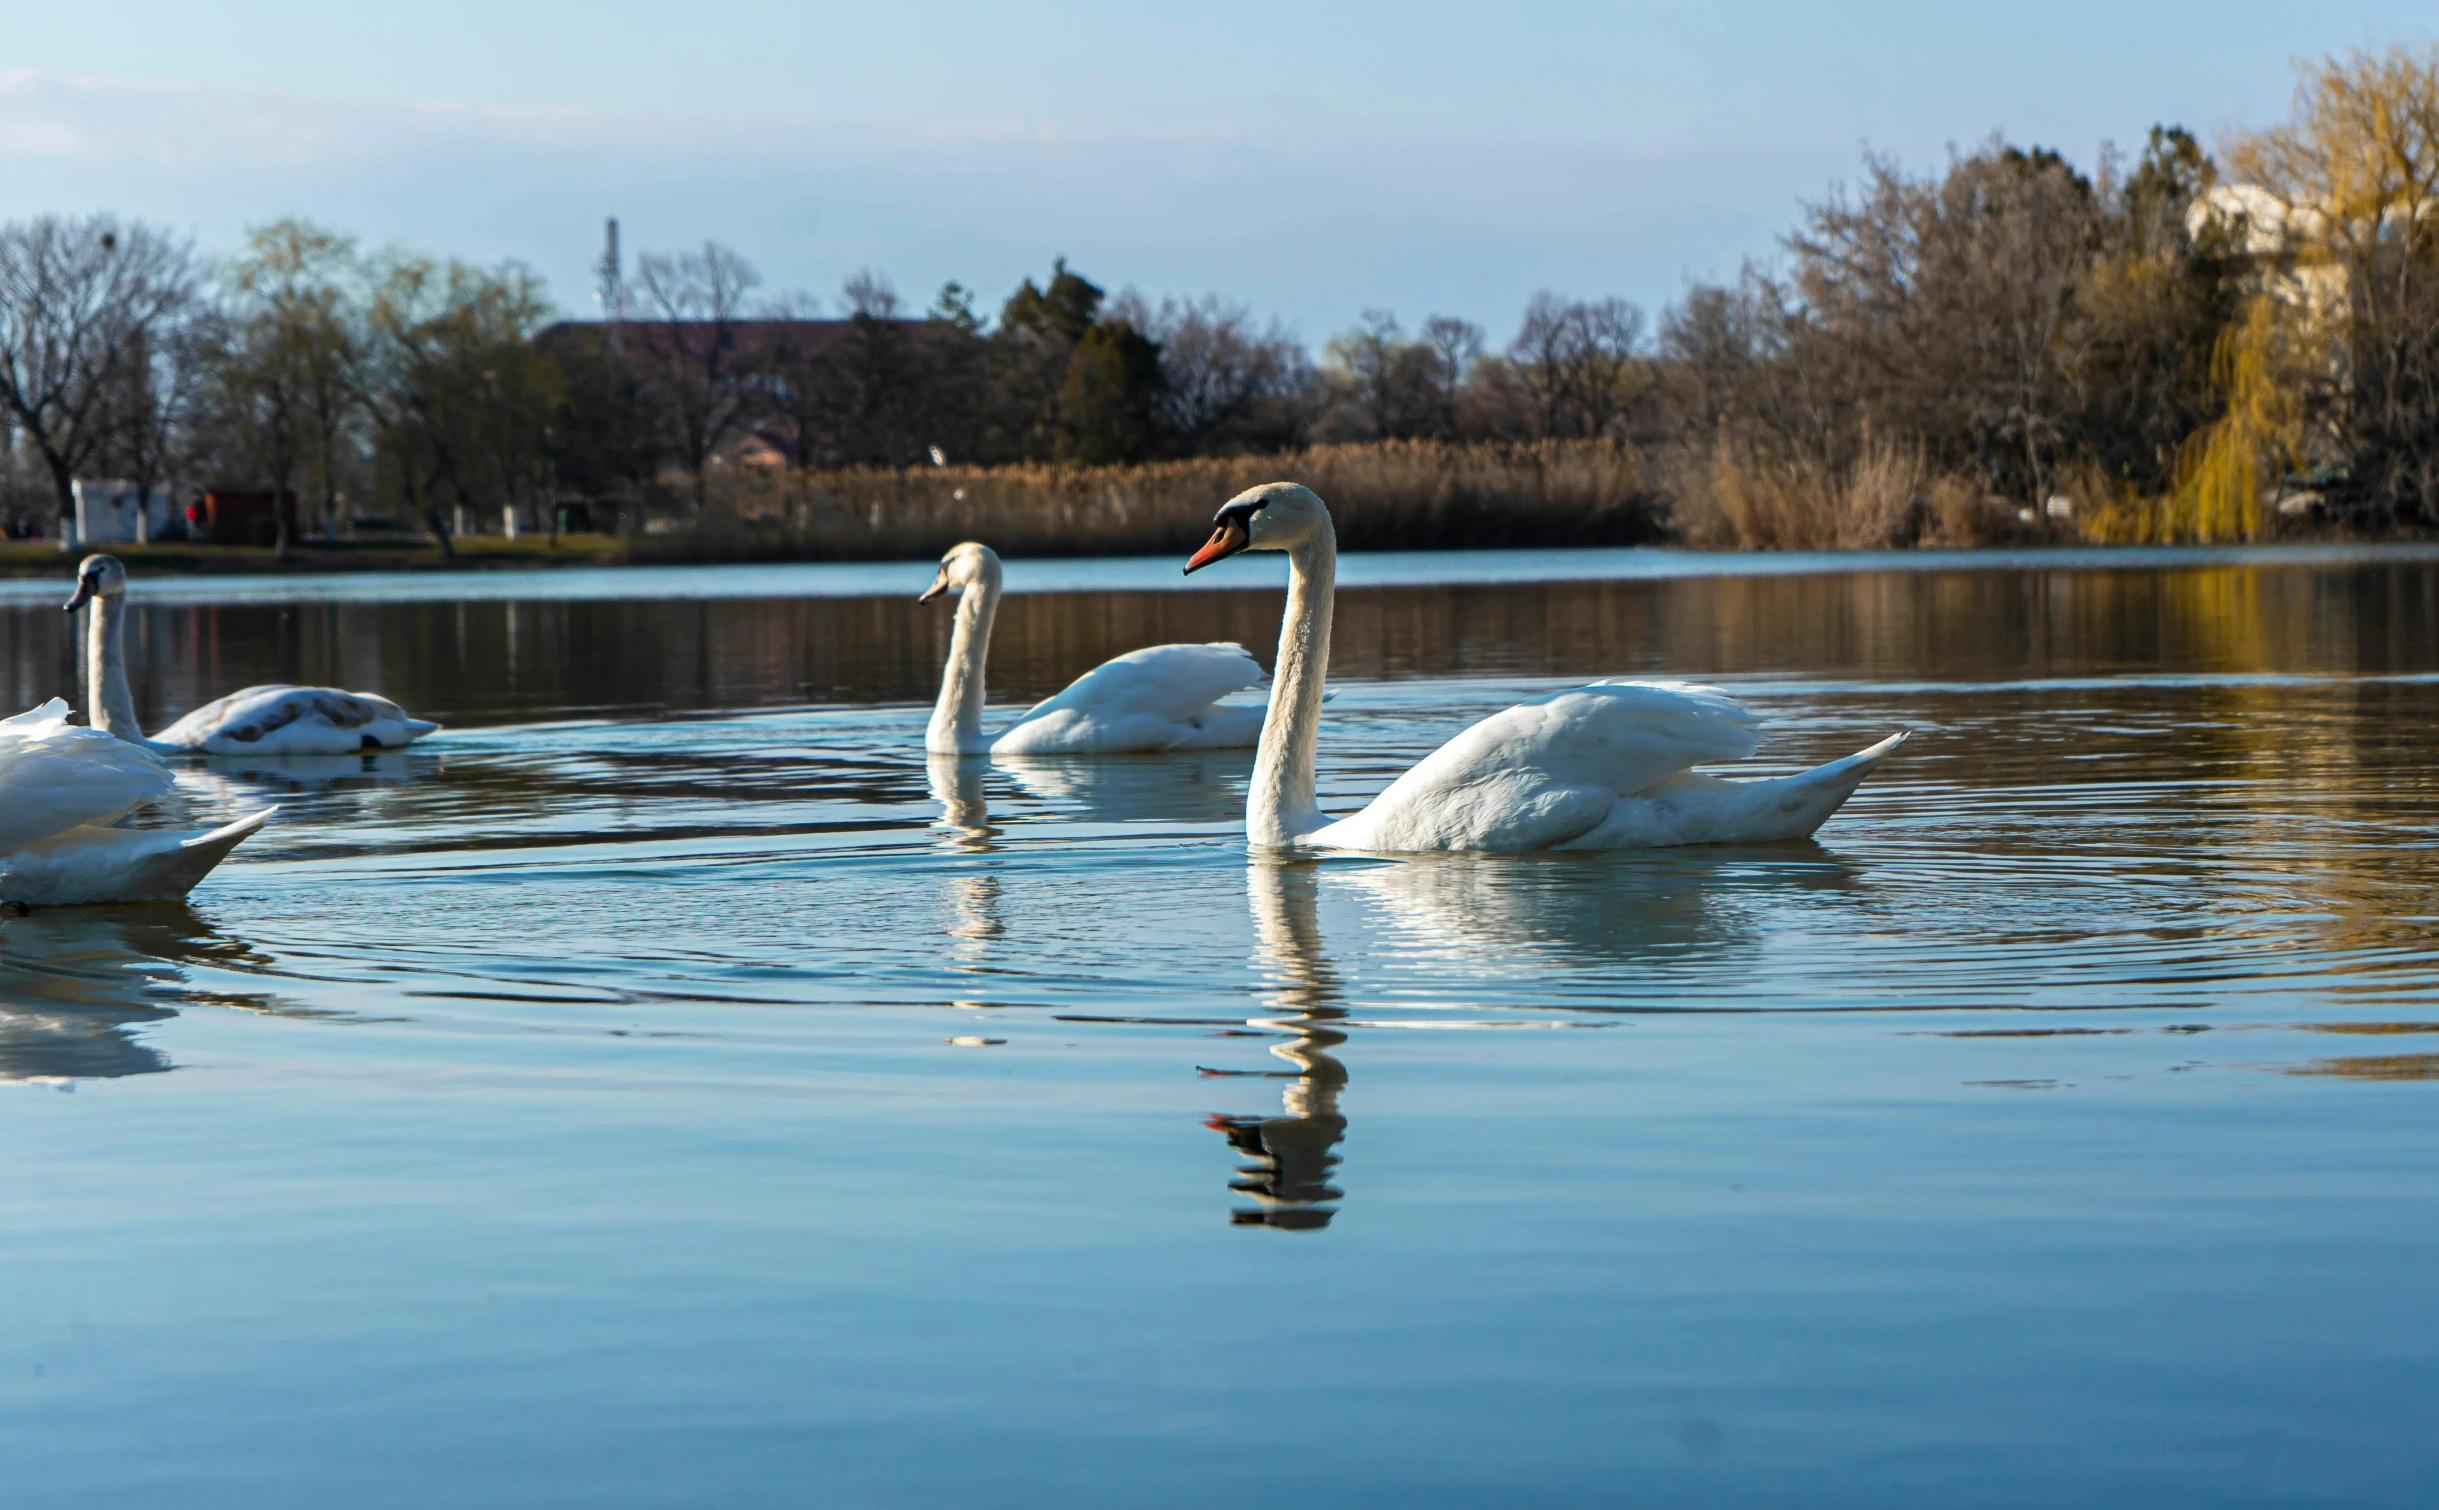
[
  {"xmin": 155, "ymin": 685, "xmax": 432, "ymax": 755},
  {"xmin": 148, "ymin": 685, "xmax": 299, "ymax": 749},
  {"xmin": 1314, "ymin": 681, "xmax": 1761, "ymax": 851},
  {"xmin": 1010, "ymin": 643, "xmax": 1265, "ymax": 727},
  {"xmin": 0, "ymin": 702, "xmax": 175, "ymax": 852}
]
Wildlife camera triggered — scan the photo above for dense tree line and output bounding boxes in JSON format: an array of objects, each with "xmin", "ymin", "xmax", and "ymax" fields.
[
  {"xmin": 2, "ymin": 42, "xmax": 2432, "ymax": 550},
  {"xmin": 1662, "ymin": 44, "xmax": 2439, "ymax": 542},
  {"xmin": 0, "ymin": 217, "xmax": 559, "ymax": 553}
]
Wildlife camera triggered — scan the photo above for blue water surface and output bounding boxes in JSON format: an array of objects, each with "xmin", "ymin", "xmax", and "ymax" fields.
[{"xmin": 2, "ymin": 551, "xmax": 2437, "ymax": 1506}]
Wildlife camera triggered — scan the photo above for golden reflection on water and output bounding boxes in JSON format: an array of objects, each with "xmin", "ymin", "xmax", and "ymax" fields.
[{"xmin": 2287, "ymin": 1054, "xmax": 2439, "ymax": 1080}]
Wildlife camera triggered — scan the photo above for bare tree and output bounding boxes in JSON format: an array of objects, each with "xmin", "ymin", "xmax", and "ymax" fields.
[
  {"xmin": 0, "ymin": 215, "xmax": 199, "ymax": 536},
  {"xmin": 1509, "ymin": 293, "xmax": 1647, "ymax": 439},
  {"xmin": 1320, "ymin": 309, "xmax": 1456, "ymax": 440},
  {"xmin": 820, "ymin": 270, "xmax": 923, "ymax": 466},
  {"xmin": 197, "ymin": 220, "xmax": 368, "ymax": 552},
  {"xmin": 633, "ymin": 241, "xmax": 763, "ymax": 515},
  {"xmin": 1418, "ymin": 315, "xmax": 1484, "ymax": 435},
  {"xmin": 98, "ymin": 313, "xmax": 215, "ymax": 525},
  {"xmin": 1114, "ymin": 291, "xmax": 1313, "ymax": 453},
  {"xmin": 362, "ymin": 255, "xmax": 562, "ymax": 555}
]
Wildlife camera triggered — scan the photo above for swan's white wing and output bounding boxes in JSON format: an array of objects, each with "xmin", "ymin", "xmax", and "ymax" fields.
[
  {"xmin": 1016, "ymin": 643, "xmax": 1264, "ymax": 724},
  {"xmin": 0, "ymin": 699, "xmax": 73, "ymax": 729},
  {"xmin": 0, "ymin": 808, "xmax": 273, "ymax": 905},
  {"xmin": 1310, "ymin": 681, "xmax": 1760, "ymax": 852},
  {"xmin": 992, "ymin": 643, "xmax": 1265, "ymax": 755},
  {"xmin": 0, "ymin": 700, "xmax": 174, "ymax": 852},
  {"xmin": 154, "ymin": 685, "xmax": 440, "ymax": 756}
]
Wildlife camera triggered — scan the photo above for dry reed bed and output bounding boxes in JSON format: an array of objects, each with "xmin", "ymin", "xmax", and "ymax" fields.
[
  {"xmin": 694, "ymin": 439, "xmax": 1660, "ymax": 560},
  {"xmin": 1667, "ymin": 438, "xmax": 2048, "ymax": 551}
]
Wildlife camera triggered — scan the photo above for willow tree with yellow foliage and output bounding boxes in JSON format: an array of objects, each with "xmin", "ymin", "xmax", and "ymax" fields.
[{"xmin": 2201, "ymin": 44, "xmax": 2439, "ymax": 531}]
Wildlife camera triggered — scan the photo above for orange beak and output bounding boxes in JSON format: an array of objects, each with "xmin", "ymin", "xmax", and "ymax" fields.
[
  {"xmin": 1184, "ymin": 518, "xmax": 1249, "ymax": 575},
  {"xmin": 917, "ymin": 570, "xmax": 950, "ymax": 604}
]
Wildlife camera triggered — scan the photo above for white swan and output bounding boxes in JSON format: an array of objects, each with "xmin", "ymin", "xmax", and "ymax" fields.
[
  {"xmin": 1182, "ymin": 483, "xmax": 1908, "ymax": 850},
  {"xmin": 920, "ymin": 541, "xmax": 1267, "ymax": 756},
  {"xmin": 67, "ymin": 554, "xmax": 440, "ymax": 756},
  {"xmin": 0, "ymin": 700, "xmax": 273, "ymax": 905}
]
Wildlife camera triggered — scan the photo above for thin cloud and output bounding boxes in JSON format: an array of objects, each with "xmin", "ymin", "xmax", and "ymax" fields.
[
  {"xmin": 0, "ymin": 121, "xmax": 82, "ymax": 158},
  {"xmin": 413, "ymin": 100, "xmax": 594, "ymax": 123}
]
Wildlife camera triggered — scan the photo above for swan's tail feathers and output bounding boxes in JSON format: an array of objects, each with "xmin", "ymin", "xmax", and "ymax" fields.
[
  {"xmin": 401, "ymin": 719, "xmax": 441, "ymax": 741},
  {"xmin": 131, "ymin": 807, "xmax": 276, "ymax": 901},
  {"xmin": 1763, "ymin": 729, "xmax": 1909, "ymax": 840},
  {"xmin": 0, "ymin": 806, "xmax": 275, "ymax": 906},
  {"xmin": 182, "ymin": 807, "xmax": 276, "ymax": 865}
]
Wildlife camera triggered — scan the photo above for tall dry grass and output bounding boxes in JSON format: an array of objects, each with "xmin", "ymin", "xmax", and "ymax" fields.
[
  {"xmin": 693, "ymin": 439, "xmax": 1659, "ymax": 559},
  {"xmin": 1668, "ymin": 437, "xmax": 2026, "ymax": 550}
]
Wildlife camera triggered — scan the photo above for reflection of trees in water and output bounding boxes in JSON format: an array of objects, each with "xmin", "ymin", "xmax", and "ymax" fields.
[
  {"xmin": 0, "ymin": 905, "xmax": 270, "ymax": 1082},
  {"xmin": 19, "ymin": 558, "xmax": 2439, "ymax": 730},
  {"xmin": 1207, "ymin": 862, "xmax": 1348, "ymax": 1232}
]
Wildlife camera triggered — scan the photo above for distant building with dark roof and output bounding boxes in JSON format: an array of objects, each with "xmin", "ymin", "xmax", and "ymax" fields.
[{"xmin": 533, "ymin": 317, "xmax": 913, "ymax": 368}]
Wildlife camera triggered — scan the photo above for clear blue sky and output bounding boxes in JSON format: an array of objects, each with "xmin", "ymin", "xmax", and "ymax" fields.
[{"xmin": 2, "ymin": 2, "xmax": 2430, "ymax": 343}]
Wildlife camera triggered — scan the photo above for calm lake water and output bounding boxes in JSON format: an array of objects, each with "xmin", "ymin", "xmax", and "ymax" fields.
[{"xmin": 4, "ymin": 546, "xmax": 2439, "ymax": 1507}]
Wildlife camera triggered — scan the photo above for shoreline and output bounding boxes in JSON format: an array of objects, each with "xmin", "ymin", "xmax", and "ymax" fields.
[
  {"xmin": 7, "ymin": 530, "xmax": 2436, "ymax": 582},
  {"xmin": 10, "ymin": 539, "xmax": 2439, "ymax": 607}
]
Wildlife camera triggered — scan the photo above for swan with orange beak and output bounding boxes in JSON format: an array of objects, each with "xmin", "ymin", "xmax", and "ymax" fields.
[{"xmin": 1185, "ymin": 481, "xmax": 1909, "ymax": 851}]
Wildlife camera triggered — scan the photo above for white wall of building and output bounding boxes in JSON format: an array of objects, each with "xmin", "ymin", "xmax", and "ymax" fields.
[{"xmin": 72, "ymin": 480, "xmax": 176, "ymax": 547}]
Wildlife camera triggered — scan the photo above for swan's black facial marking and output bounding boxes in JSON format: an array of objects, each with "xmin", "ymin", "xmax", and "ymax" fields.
[
  {"xmin": 63, "ymin": 562, "xmax": 104, "ymax": 613},
  {"xmin": 1185, "ymin": 499, "xmax": 1262, "ymax": 574}
]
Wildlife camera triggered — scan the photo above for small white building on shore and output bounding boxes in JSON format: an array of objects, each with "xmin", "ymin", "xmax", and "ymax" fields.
[{"xmin": 72, "ymin": 479, "xmax": 175, "ymax": 547}]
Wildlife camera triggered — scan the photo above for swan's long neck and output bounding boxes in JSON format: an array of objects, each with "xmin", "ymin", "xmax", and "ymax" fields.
[
  {"xmin": 927, "ymin": 560, "xmax": 1001, "ymax": 756},
  {"xmin": 1248, "ymin": 521, "xmax": 1336, "ymax": 846},
  {"xmin": 88, "ymin": 594, "xmax": 146, "ymax": 743}
]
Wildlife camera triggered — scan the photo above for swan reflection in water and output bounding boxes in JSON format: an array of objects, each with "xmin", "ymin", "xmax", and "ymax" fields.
[
  {"xmin": 927, "ymin": 756, "xmax": 1004, "ymax": 973},
  {"xmin": 994, "ymin": 750, "xmax": 1253, "ymax": 827},
  {"xmin": 175, "ymin": 749, "xmax": 432, "ymax": 796},
  {"xmin": 1345, "ymin": 845, "xmax": 1867, "ymax": 976},
  {"xmin": 0, "ymin": 905, "xmax": 263, "ymax": 1082},
  {"xmin": 1205, "ymin": 845, "xmax": 1876, "ymax": 1227},
  {"xmin": 1208, "ymin": 861, "xmax": 1349, "ymax": 1231},
  {"xmin": 927, "ymin": 755, "xmax": 998, "ymax": 851}
]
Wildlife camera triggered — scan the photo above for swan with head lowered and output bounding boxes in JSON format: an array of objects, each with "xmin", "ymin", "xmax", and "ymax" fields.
[
  {"xmin": 920, "ymin": 541, "xmax": 1268, "ymax": 756},
  {"xmin": 68, "ymin": 555, "xmax": 439, "ymax": 756},
  {"xmin": 1183, "ymin": 483, "xmax": 1909, "ymax": 851},
  {"xmin": 0, "ymin": 699, "xmax": 272, "ymax": 905}
]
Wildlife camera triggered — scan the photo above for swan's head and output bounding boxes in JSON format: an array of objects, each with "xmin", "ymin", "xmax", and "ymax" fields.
[
  {"xmin": 1184, "ymin": 483, "xmax": 1329, "ymax": 573},
  {"xmin": 64, "ymin": 554, "xmax": 127, "ymax": 613},
  {"xmin": 920, "ymin": 541, "xmax": 1002, "ymax": 604}
]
